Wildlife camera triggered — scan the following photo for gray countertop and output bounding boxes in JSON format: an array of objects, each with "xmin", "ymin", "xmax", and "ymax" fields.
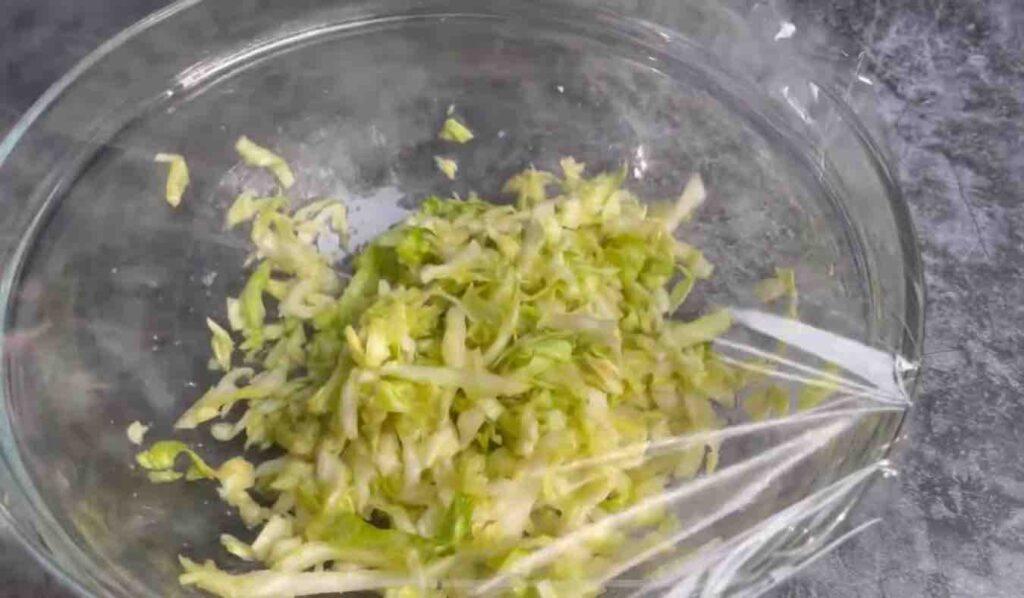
[
  {"xmin": 779, "ymin": 2, "xmax": 1024, "ymax": 596},
  {"xmin": 1, "ymin": 0, "xmax": 1022, "ymax": 596}
]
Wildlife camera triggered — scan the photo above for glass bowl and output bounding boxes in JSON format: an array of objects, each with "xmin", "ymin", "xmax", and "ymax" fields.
[{"xmin": 0, "ymin": 0, "xmax": 923, "ymax": 596}]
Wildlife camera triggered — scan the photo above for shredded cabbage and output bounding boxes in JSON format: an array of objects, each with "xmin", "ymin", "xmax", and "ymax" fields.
[
  {"xmin": 660, "ymin": 173, "xmax": 705, "ymax": 231},
  {"xmin": 154, "ymin": 152, "xmax": 190, "ymax": 207},
  {"xmin": 755, "ymin": 267, "xmax": 798, "ymax": 318},
  {"xmin": 235, "ymin": 136, "xmax": 296, "ymax": 189},
  {"xmin": 126, "ymin": 420, "xmax": 150, "ymax": 446},
  {"xmin": 438, "ymin": 118, "xmax": 474, "ymax": 144},
  {"xmin": 138, "ymin": 153, "xmax": 755, "ymax": 597},
  {"xmin": 435, "ymin": 157, "xmax": 458, "ymax": 180},
  {"xmin": 207, "ymin": 318, "xmax": 235, "ymax": 371}
]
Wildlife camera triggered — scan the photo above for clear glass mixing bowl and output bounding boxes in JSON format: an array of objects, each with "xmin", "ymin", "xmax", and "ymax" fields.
[{"xmin": 0, "ymin": 0, "xmax": 923, "ymax": 596}]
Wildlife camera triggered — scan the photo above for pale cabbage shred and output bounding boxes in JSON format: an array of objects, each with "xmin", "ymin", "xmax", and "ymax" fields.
[
  {"xmin": 126, "ymin": 420, "xmax": 150, "ymax": 446},
  {"xmin": 154, "ymin": 153, "xmax": 190, "ymax": 207},
  {"xmin": 435, "ymin": 156, "xmax": 458, "ymax": 180},
  {"xmin": 438, "ymin": 118, "xmax": 474, "ymax": 144},
  {"xmin": 137, "ymin": 158, "xmax": 746, "ymax": 598}
]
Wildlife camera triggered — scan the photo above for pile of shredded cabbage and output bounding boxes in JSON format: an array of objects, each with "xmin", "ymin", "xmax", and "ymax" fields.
[{"xmin": 138, "ymin": 148, "xmax": 748, "ymax": 598}]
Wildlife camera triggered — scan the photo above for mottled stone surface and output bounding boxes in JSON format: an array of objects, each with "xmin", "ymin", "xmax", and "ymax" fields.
[
  {"xmin": 772, "ymin": 1, "xmax": 1024, "ymax": 597},
  {"xmin": 0, "ymin": 0, "xmax": 1022, "ymax": 596}
]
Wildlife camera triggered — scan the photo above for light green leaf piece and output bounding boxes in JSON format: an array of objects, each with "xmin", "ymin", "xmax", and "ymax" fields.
[
  {"xmin": 434, "ymin": 156, "xmax": 458, "ymax": 180},
  {"xmin": 755, "ymin": 267, "xmax": 798, "ymax": 319},
  {"xmin": 438, "ymin": 117, "xmax": 474, "ymax": 144},
  {"xmin": 136, "ymin": 440, "xmax": 217, "ymax": 481},
  {"xmin": 126, "ymin": 421, "xmax": 150, "ymax": 446},
  {"xmin": 503, "ymin": 167, "xmax": 557, "ymax": 208},
  {"xmin": 668, "ymin": 309, "xmax": 733, "ymax": 348},
  {"xmin": 235, "ymin": 136, "xmax": 295, "ymax": 188},
  {"xmin": 154, "ymin": 153, "xmax": 190, "ymax": 207},
  {"xmin": 744, "ymin": 386, "xmax": 790, "ymax": 421},
  {"xmin": 207, "ymin": 317, "xmax": 234, "ymax": 371},
  {"xmin": 754, "ymin": 276, "xmax": 787, "ymax": 303},
  {"xmin": 219, "ymin": 534, "xmax": 255, "ymax": 561},
  {"xmin": 178, "ymin": 556, "xmax": 413, "ymax": 598},
  {"xmin": 661, "ymin": 172, "xmax": 705, "ymax": 231},
  {"xmin": 225, "ymin": 192, "xmax": 259, "ymax": 229}
]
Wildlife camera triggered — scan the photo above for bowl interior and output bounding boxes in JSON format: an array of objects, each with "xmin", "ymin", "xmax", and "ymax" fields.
[{"xmin": 0, "ymin": 2, "xmax": 916, "ymax": 596}]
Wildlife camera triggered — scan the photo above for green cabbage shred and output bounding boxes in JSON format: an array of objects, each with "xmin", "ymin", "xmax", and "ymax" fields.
[
  {"xmin": 137, "ymin": 153, "xmax": 758, "ymax": 598},
  {"xmin": 235, "ymin": 136, "xmax": 296, "ymax": 189},
  {"xmin": 438, "ymin": 118, "xmax": 474, "ymax": 144},
  {"xmin": 154, "ymin": 153, "xmax": 190, "ymax": 207},
  {"xmin": 754, "ymin": 267, "xmax": 798, "ymax": 319},
  {"xmin": 435, "ymin": 156, "xmax": 458, "ymax": 180}
]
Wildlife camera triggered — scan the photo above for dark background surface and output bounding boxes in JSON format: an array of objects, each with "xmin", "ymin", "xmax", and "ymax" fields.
[{"xmin": 1, "ymin": 0, "xmax": 1022, "ymax": 596}]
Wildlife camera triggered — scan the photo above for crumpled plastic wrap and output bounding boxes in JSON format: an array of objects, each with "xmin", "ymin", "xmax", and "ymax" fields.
[{"xmin": 566, "ymin": 308, "xmax": 916, "ymax": 597}]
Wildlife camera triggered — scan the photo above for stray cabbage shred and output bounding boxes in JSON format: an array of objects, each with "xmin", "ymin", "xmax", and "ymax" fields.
[
  {"xmin": 137, "ymin": 150, "xmax": 753, "ymax": 598},
  {"xmin": 438, "ymin": 117, "xmax": 474, "ymax": 144},
  {"xmin": 125, "ymin": 420, "xmax": 150, "ymax": 446},
  {"xmin": 154, "ymin": 152, "xmax": 190, "ymax": 207},
  {"xmin": 435, "ymin": 156, "xmax": 458, "ymax": 180}
]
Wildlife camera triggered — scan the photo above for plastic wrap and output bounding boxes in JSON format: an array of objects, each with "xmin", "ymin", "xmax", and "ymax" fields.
[{"xmin": 551, "ymin": 309, "xmax": 915, "ymax": 597}]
